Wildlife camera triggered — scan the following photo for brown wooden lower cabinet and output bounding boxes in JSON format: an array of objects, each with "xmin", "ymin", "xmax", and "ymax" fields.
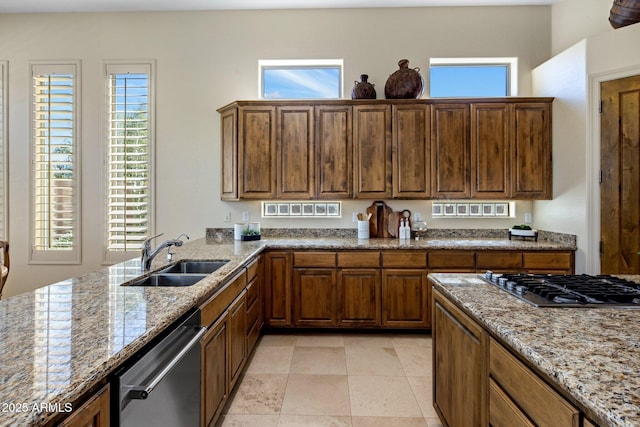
[
  {"xmin": 201, "ymin": 314, "xmax": 228, "ymax": 427},
  {"xmin": 57, "ymin": 384, "xmax": 110, "ymax": 427},
  {"xmin": 264, "ymin": 251, "xmax": 293, "ymax": 327},
  {"xmin": 382, "ymin": 269, "xmax": 430, "ymax": 328},
  {"xmin": 293, "ymin": 268, "xmax": 337, "ymax": 327},
  {"xmin": 228, "ymin": 291, "xmax": 247, "ymax": 391},
  {"xmin": 337, "ymin": 268, "xmax": 381, "ymax": 327}
]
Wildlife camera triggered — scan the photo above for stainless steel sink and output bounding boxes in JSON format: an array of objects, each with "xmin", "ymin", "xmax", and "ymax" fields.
[
  {"xmin": 158, "ymin": 260, "xmax": 230, "ymax": 274},
  {"xmin": 126, "ymin": 273, "xmax": 208, "ymax": 287}
]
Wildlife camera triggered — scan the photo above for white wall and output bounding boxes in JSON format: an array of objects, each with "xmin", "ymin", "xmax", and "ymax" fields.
[
  {"xmin": 0, "ymin": 6, "xmax": 551, "ymax": 297},
  {"xmin": 551, "ymin": 0, "xmax": 613, "ymax": 55}
]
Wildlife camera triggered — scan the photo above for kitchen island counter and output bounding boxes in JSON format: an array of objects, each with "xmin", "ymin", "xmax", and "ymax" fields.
[
  {"xmin": 430, "ymin": 273, "xmax": 640, "ymax": 427},
  {"xmin": 0, "ymin": 235, "xmax": 574, "ymax": 426}
]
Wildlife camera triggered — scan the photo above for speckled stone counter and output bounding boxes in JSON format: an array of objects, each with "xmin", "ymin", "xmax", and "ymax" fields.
[
  {"xmin": 429, "ymin": 273, "xmax": 640, "ymax": 427},
  {"xmin": 0, "ymin": 234, "xmax": 575, "ymax": 426}
]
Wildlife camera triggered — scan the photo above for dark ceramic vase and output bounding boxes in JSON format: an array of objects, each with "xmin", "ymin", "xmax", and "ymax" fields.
[
  {"xmin": 351, "ymin": 74, "xmax": 377, "ymax": 99},
  {"xmin": 384, "ymin": 59, "xmax": 424, "ymax": 99}
]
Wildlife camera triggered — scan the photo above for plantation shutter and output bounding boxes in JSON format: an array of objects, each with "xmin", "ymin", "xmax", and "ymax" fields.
[
  {"xmin": 31, "ymin": 62, "xmax": 80, "ymax": 263},
  {"xmin": 0, "ymin": 61, "xmax": 6, "ymax": 239},
  {"xmin": 106, "ymin": 64, "xmax": 151, "ymax": 252}
]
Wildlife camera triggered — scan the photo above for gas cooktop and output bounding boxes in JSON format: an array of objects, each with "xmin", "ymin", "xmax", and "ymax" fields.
[{"xmin": 481, "ymin": 271, "xmax": 640, "ymax": 308}]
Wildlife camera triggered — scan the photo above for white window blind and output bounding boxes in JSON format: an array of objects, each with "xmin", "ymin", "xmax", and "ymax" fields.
[
  {"xmin": 31, "ymin": 62, "xmax": 80, "ymax": 264},
  {"xmin": 0, "ymin": 61, "xmax": 7, "ymax": 240},
  {"xmin": 105, "ymin": 63, "xmax": 153, "ymax": 256}
]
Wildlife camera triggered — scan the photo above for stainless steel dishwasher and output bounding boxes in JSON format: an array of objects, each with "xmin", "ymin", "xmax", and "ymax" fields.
[{"xmin": 112, "ymin": 309, "xmax": 206, "ymax": 427}]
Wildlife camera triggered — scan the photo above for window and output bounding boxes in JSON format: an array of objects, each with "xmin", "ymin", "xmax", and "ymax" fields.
[
  {"xmin": 0, "ymin": 61, "xmax": 7, "ymax": 240},
  {"xmin": 429, "ymin": 57, "xmax": 518, "ymax": 97},
  {"xmin": 105, "ymin": 62, "xmax": 154, "ymax": 260},
  {"xmin": 30, "ymin": 62, "xmax": 80, "ymax": 264},
  {"xmin": 259, "ymin": 59, "xmax": 343, "ymax": 99}
]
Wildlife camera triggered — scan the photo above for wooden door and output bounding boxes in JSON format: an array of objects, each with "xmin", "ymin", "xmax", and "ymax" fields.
[
  {"xmin": 353, "ymin": 104, "xmax": 392, "ymax": 198},
  {"xmin": 601, "ymin": 75, "xmax": 640, "ymax": 274},
  {"xmin": 431, "ymin": 103, "xmax": 471, "ymax": 198},
  {"xmin": 315, "ymin": 105, "xmax": 353, "ymax": 198},
  {"xmin": 293, "ymin": 268, "xmax": 337, "ymax": 327},
  {"xmin": 228, "ymin": 292, "xmax": 246, "ymax": 390},
  {"xmin": 201, "ymin": 315, "xmax": 228, "ymax": 427},
  {"xmin": 510, "ymin": 103, "xmax": 552, "ymax": 199},
  {"xmin": 238, "ymin": 106, "xmax": 276, "ymax": 199},
  {"xmin": 381, "ymin": 269, "xmax": 429, "ymax": 328},
  {"xmin": 392, "ymin": 104, "xmax": 431, "ymax": 198},
  {"xmin": 337, "ymin": 268, "xmax": 381, "ymax": 327},
  {"xmin": 58, "ymin": 385, "xmax": 110, "ymax": 427},
  {"xmin": 471, "ymin": 103, "xmax": 510, "ymax": 198},
  {"xmin": 433, "ymin": 289, "xmax": 487, "ymax": 427},
  {"xmin": 276, "ymin": 105, "xmax": 315, "ymax": 199},
  {"xmin": 220, "ymin": 107, "xmax": 238, "ymax": 201},
  {"xmin": 264, "ymin": 251, "xmax": 292, "ymax": 327}
]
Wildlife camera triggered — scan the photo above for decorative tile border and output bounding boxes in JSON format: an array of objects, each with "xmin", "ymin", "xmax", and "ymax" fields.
[
  {"xmin": 262, "ymin": 201, "xmax": 341, "ymax": 218},
  {"xmin": 432, "ymin": 202, "xmax": 512, "ymax": 218}
]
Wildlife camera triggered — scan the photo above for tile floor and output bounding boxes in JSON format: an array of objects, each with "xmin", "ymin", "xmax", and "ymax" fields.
[{"xmin": 218, "ymin": 332, "xmax": 444, "ymax": 427}]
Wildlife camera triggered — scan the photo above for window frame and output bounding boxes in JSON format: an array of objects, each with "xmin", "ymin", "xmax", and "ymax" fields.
[
  {"xmin": 102, "ymin": 60, "xmax": 155, "ymax": 265},
  {"xmin": 429, "ymin": 57, "xmax": 518, "ymax": 97},
  {"xmin": 29, "ymin": 61, "xmax": 81, "ymax": 265},
  {"xmin": 0, "ymin": 60, "xmax": 7, "ymax": 240},
  {"xmin": 258, "ymin": 59, "xmax": 344, "ymax": 100}
]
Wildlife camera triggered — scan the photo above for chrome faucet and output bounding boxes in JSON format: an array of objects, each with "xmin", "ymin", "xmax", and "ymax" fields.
[{"xmin": 141, "ymin": 233, "xmax": 190, "ymax": 271}]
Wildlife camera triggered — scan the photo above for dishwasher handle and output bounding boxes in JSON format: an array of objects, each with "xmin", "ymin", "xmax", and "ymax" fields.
[{"xmin": 126, "ymin": 325, "xmax": 207, "ymax": 400}]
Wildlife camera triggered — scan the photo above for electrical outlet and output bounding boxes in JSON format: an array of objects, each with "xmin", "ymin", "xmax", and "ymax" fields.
[
  {"xmin": 414, "ymin": 212, "xmax": 421, "ymax": 221},
  {"xmin": 524, "ymin": 212, "xmax": 533, "ymax": 224},
  {"xmin": 242, "ymin": 211, "xmax": 250, "ymax": 222},
  {"xmin": 352, "ymin": 212, "xmax": 358, "ymax": 222},
  {"xmin": 224, "ymin": 212, "xmax": 231, "ymax": 222}
]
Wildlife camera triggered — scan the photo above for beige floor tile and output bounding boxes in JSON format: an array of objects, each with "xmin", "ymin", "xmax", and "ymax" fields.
[
  {"xmin": 281, "ymin": 374, "xmax": 351, "ymax": 416},
  {"xmin": 348, "ymin": 375, "xmax": 422, "ymax": 417},
  {"xmin": 407, "ymin": 376, "xmax": 439, "ymax": 418},
  {"xmin": 245, "ymin": 345, "xmax": 294, "ymax": 374},
  {"xmin": 220, "ymin": 414, "xmax": 279, "ymax": 427},
  {"xmin": 296, "ymin": 333, "xmax": 344, "ymax": 347},
  {"xmin": 343, "ymin": 333, "xmax": 394, "ymax": 348},
  {"xmin": 345, "ymin": 346, "xmax": 404, "ymax": 376},
  {"xmin": 260, "ymin": 333, "xmax": 299, "ymax": 347},
  {"xmin": 226, "ymin": 374, "xmax": 288, "ymax": 415},
  {"xmin": 425, "ymin": 417, "xmax": 444, "ymax": 427},
  {"xmin": 278, "ymin": 415, "xmax": 352, "ymax": 427},
  {"xmin": 391, "ymin": 333, "xmax": 433, "ymax": 348},
  {"xmin": 351, "ymin": 416, "xmax": 428, "ymax": 427},
  {"xmin": 290, "ymin": 346, "xmax": 347, "ymax": 375},
  {"xmin": 395, "ymin": 345, "xmax": 432, "ymax": 377}
]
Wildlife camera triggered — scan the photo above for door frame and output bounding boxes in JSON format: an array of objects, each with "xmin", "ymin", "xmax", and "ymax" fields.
[{"xmin": 588, "ymin": 65, "xmax": 640, "ymax": 274}]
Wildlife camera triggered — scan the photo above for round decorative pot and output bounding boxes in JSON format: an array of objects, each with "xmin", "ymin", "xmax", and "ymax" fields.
[
  {"xmin": 609, "ymin": 0, "xmax": 640, "ymax": 28},
  {"xmin": 384, "ymin": 59, "xmax": 424, "ymax": 99},
  {"xmin": 351, "ymin": 74, "xmax": 377, "ymax": 99}
]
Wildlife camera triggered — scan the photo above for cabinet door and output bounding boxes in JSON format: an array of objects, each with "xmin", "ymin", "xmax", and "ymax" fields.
[
  {"xmin": 392, "ymin": 104, "xmax": 431, "ymax": 198},
  {"xmin": 315, "ymin": 105, "xmax": 353, "ymax": 198},
  {"xmin": 264, "ymin": 251, "xmax": 292, "ymax": 327},
  {"xmin": 201, "ymin": 315, "xmax": 228, "ymax": 427},
  {"xmin": 228, "ymin": 292, "xmax": 247, "ymax": 390},
  {"xmin": 220, "ymin": 107, "xmax": 238, "ymax": 201},
  {"xmin": 353, "ymin": 104, "xmax": 392, "ymax": 198},
  {"xmin": 58, "ymin": 384, "xmax": 110, "ymax": 427},
  {"xmin": 381, "ymin": 269, "xmax": 429, "ymax": 328},
  {"xmin": 471, "ymin": 103, "xmax": 510, "ymax": 198},
  {"xmin": 431, "ymin": 103, "xmax": 471, "ymax": 198},
  {"xmin": 238, "ymin": 106, "xmax": 276, "ymax": 199},
  {"xmin": 276, "ymin": 105, "xmax": 315, "ymax": 199},
  {"xmin": 511, "ymin": 102, "xmax": 552, "ymax": 199},
  {"xmin": 337, "ymin": 268, "xmax": 381, "ymax": 327},
  {"xmin": 293, "ymin": 268, "xmax": 337, "ymax": 327},
  {"xmin": 433, "ymin": 289, "xmax": 488, "ymax": 427}
]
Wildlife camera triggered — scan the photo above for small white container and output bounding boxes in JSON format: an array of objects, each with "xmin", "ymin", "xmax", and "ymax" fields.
[
  {"xmin": 234, "ymin": 223, "xmax": 247, "ymax": 241},
  {"xmin": 357, "ymin": 220, "xmax": 370, "ymax": 239}
]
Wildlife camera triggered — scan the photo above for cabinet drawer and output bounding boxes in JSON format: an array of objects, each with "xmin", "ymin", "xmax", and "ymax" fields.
[
  {"xmin": 381, "ymin": 251, "xmax": 427, "ymax": 268},
  {"xmin": 246, "ymin": 257, "xmax": 260, "ymax": 282},
  {"xmin": 428, "ymin": 251, "xmax": 475, "ymax": 269},
  {"xmin": 523, "ymin": 252, "xmax": 573, "ymax": 271},
  {"xmin": 201, "ymin": 270, "xmax": 247, "ymax": 328},
  {"xmin": 476, "ymin": 251, "xmax": 522, "ymax": 270},
  {"xmin": 337, "ymin": 251, "xmax": 380, "ymax": 267},
  {"xmin": 489, "ymin": 379, "xmax": 535, "ymax": 427},
  {"xmin": 490, "ymin": 338, "xmax": 579, "ymax": 427},
  {"xmin": 246, "ymin": 276, "xmax": 259, "ymax": 309},
  {"xmin": 293, "ymin": 251, "xmax": 337, "ymax": 267},
  {"xmin": 246, "ymin": 292, "xmax": 260, "ymax": 331}
]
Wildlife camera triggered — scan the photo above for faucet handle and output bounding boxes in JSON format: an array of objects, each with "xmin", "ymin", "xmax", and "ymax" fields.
[{"xmin": 142, "ymin": 233, "xmax": 164, "ymax": 248}]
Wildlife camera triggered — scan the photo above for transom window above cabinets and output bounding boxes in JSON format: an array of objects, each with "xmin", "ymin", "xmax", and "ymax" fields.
[
  {"xmin": 259, "ymin": 59, "xmax": 343, "ymax": 99},
  {"xmin": 429, "ymin": 57, "xmax": 518, "ymax": 97}
]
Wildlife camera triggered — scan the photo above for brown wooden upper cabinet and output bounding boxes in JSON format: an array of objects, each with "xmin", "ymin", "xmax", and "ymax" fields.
[
  {"xmin": 353, "ymin": 104, "xmax": 392, "ymax": 199},
  {"xmin": 218, "ymin": 98, "xmax": 553, "ymax": 201}
]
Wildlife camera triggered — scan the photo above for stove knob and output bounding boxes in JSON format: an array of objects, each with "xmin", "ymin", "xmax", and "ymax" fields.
[
  {"xmin": 515, "ymin": 285, "xmax": 527, "ymax": 295},
  {"xmin": 498, "ymin": 277, "xmax": 508, "ymax": 287},
  {"xmin": 506, "ymin": 280, "xmax": 516, "ymax": 291},
  {"xmin": 485, "ymin": 270, "xmax": 493, "ymax": 280}
]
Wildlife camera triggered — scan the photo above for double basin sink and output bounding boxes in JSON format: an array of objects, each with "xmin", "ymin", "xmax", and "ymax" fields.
[{"xmin": 124, "ymin": 260, "xmax": 230, "ymax": 287}]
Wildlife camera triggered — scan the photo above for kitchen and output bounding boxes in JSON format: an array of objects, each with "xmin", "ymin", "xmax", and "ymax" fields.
[{"xmin": 1, "ymin": 0, "xmax": 640, "ymax": 426}]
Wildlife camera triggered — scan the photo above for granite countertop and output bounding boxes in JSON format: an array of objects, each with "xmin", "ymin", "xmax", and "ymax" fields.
[
  {"xmin": 429, "ymin": 273, "xmax": 640, "ymax": 427},
  {"xmin": 0, "ymin": 234, "xmax": 575, "ymax": 426}
]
